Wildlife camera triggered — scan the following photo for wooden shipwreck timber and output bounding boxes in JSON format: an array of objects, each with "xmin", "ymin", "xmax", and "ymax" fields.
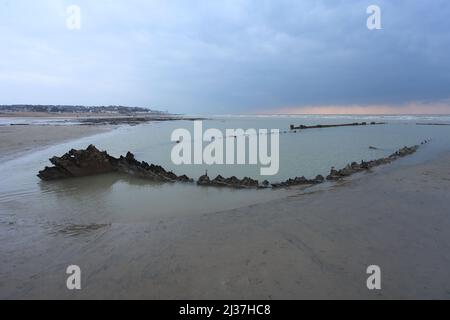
[
  {"xmin": 37, "ymin": 145, "xmax": 193, "ymax": 183},
  {"xmin": 37, "ymin": 145, "xmax": 260, "ymax": 189},
  {"xmin": 38, "ymin": 141, "xmax": 428, "ymax": 190},
  {"xmin": 290, "ymin": 122, "xmax": 385, "ymax": 131}
]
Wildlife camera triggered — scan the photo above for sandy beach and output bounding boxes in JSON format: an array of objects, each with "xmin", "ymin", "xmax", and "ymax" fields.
[
  {"xmin": 0, "ymin": 125, "xmax": 113, "ymax": 161},
  {"xmin": 1, "ymin": 125, "xmax": 449, "ymax": 298}
]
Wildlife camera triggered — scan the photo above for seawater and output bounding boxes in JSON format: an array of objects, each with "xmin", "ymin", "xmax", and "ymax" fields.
[{"xmin": 1, "ymin": 115, "xmax": 450, "ymax": 223}]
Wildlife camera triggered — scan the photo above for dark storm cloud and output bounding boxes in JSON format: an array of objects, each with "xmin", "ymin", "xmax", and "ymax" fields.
[{"xmin": 1, "ymin": 0, "xmax": 449, "ymax": 113}]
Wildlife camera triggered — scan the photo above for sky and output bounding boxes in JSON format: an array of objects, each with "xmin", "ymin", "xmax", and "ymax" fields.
[{"xmin": 1, "ymin": 0, "xmax": 450, "ymax": 114}]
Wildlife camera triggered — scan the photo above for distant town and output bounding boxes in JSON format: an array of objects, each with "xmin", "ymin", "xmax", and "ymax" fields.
[{"xmin": 0, "ymin": 105, "xmax": 168, "ymax": 115}]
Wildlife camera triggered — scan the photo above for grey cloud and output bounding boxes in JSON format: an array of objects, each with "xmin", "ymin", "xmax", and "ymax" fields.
[{"xmin": 0, "ymin": 0, "xmax": 449, "ymax": 113}]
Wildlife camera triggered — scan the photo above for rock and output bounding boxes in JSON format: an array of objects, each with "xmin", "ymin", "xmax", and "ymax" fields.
[
  {"xmin": 272, "ymin": 174, "xmax": 325, "ymax": 189},
  {"xmin": 38, "ymin": 166, "xmax": 73, "ymax": 180},
  {"xmin": 38, "ymin": 143, "xmax": 422, "ymax": 190},
  {"xmin": 38, "ymin": 145, "xmax": 194, "ymax": 183},
  {"xmin": 339, "ymin": 166, "xmax": 354, "ymax": 177},
  {"xmin": 325, "ymin": 144, "xmax": 420, "ymax": 181},
  {"xmin": 294, "ymin": 176, "xmax": 308, "ymax": 184},
  {"xmin": 125, "ymin": 152, "xmax": 135, "ymax": 161},
  {"xmin": 197, "ymin": 174, "xmax": 210, "ymax": 185},
  {"xmin": 291, "ymin": 122, "xmax": 386, "ymax": 130},
  {"xmin": 326, "ymin": 167, "xmax": 341, "ymax": 181},
  {"xmin": 241, "ymin": 177, "xmax": 259, "ymax": 187},
  {"xmin": 350, "ymin": 162, "xmax": 361, "ymax": 170},
  {"xmin": 196, "ymin": 174, "xmax": 259, "ymax": 189},
  {"xmin": 360, "ymin": 161, "xmax": 370, "ymax": 170},
  {"xmin": 178, "ymin": 174, "xmax": 193, "ymax": 182},
  {"xmin": 38, "ymin": 144, "xmax": 116, "ymax": 180},
  {"xmin": 313, "ymin": 175, "xmax": 325, "ymax": 184},
  {"xmin": 212, "ymin": 175, "xmax": 226, "ymax": 184}
]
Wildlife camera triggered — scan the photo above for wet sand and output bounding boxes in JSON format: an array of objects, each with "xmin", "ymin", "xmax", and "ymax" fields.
[
  {"xmin": 1, "ymin": 149, "xmax": 449, "ymax": 299},
  {"xmin": 0, "ymin": 125, "xmax": 113, "ymax": 161}
]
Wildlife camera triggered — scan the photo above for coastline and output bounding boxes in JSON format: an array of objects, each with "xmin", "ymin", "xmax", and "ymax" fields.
[
  {"xmin": 0, "ymin": 112, "xmax": 203, "ymax": 162},
  {"xmin": 0, "ymin": 115, "xmax": 449, "ymax": 299}
]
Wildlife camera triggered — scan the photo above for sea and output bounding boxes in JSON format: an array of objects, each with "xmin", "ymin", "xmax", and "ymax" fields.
[{"xmin": 1, "ymin": 115, "xmax": 450, "ymax": 223}]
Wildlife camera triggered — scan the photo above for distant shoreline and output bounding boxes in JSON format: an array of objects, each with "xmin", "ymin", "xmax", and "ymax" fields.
[
  {"xmin": 0, "ymin": 111, "xmax": 203, "ymax": 121},
  {"xmin": 0, "ymin": 112, "xmax": 202, "ymax": 162},
  {"xmin": 0, "ymin": 111, "xmax": 158, "ymax": 118}
]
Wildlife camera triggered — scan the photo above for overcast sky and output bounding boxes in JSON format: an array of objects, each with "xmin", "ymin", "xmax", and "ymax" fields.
[{"xmin": 1, "ymin": 0, "xmax": 449, "ymax": 114}]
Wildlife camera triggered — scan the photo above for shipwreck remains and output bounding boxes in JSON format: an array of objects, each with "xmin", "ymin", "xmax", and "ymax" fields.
[
  {"xmin": 290, "ymin": 122, "xmax": 385, "ymax": 131},
  {"xmin": 270, "ymin": 175, "xmax": 325, "ymax": 189},
  {"xmin": 326, "ymin": 145, "xmax": 422, "ymax": 181},
  {"xmin": 37, "ymin": 145, "xmax": 193, "ymax": 183},
  {"xmin": 37, "ymin": 145, "xmax": 261, "ymax": 189},
  {"xmin": 38, "ymin": 141, "xmax": 427, "ymax": 190},
  {"xmin": 197, "ymin": 174, "xmax": 260, "ymax": 189},
  {"xmin": 416, "ymin": 123, "xmax": 450, "ymax": 126}
]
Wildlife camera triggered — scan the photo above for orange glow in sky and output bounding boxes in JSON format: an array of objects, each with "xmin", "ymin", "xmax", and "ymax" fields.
[{"xmin": 262, "ymin": 100, "xmax": 450, "ymax": 115}]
